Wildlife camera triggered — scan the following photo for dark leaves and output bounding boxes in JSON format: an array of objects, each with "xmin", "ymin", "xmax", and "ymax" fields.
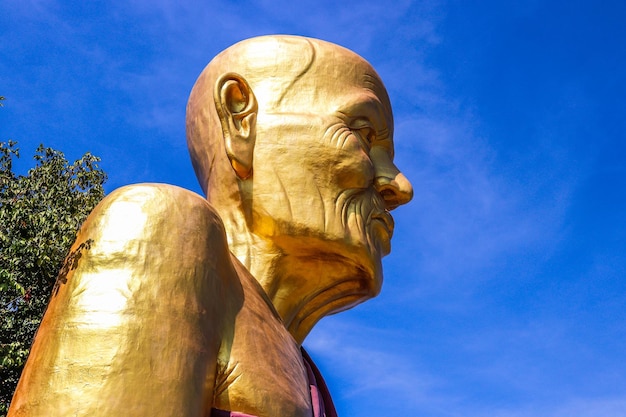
[{"xmin": 0, "ymin": 141, "xmax": 106, "ymax": 415}]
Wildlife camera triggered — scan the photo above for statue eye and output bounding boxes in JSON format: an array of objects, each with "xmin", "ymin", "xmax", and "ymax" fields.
[
  {"xmin": 351, "ymin": 120, "xmax": 376, "ymax": 148},
  {"xmin": 356, "ymin": 127, "xmax": 375, "ymax": 147}
]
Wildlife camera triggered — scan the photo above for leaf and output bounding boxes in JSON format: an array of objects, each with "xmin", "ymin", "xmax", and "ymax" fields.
[{"xmin": 0, "ymin": 140, "xmax": 106, "ymax": 414}]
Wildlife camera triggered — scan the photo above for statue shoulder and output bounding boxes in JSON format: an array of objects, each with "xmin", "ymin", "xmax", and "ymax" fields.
[
  {"xmin": 62, "ymin": 182, "xmax": 237, "ymax": 291},
  {"xmin": 82, "ymin": 183, "xmax": 229, "ymax": 256},
  {"xmin": 92, "ymin": 182, "xmax": 223, "ymax": 227},
  {"xmin": 11, "ymin": 183, "xmax": 241, "ymax": 416}
]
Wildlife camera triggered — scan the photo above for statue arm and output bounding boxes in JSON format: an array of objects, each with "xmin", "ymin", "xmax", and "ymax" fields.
[{"xmin": 9, "ymin": 184, "xmax": 241, "ymax": 417}]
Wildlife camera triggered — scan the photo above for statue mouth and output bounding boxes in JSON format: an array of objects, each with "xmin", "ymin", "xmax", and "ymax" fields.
[
  {"xmin": 370, "ymin": 210, "xmax": 394, "ymax": 255},
  {"xmin": 371, "ymin": 210, "xmax": 394, "ymax": 238}
]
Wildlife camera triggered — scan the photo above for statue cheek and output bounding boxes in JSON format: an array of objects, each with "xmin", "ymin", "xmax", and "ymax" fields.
[{"xmin": 332, "ymin": 152, "xmax": 374, "ymax": 189}]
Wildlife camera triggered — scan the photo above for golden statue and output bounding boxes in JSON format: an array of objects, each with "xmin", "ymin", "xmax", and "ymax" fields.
[{"xmin": 8, "ymin": 35, "xmax": 413, "ymax": 417}]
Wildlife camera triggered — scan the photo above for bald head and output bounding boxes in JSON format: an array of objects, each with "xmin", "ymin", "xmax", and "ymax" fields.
[{"xmin": 186, "ymin": 35, "xmax": 392, "ymax": 198}]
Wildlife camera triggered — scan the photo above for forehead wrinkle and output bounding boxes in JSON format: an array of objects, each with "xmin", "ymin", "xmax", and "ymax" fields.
[
  {"xmin": 340, "ymin": 92, "xmax": 392, "ymax": 136},
  {"xmin": 362, "ymin": 73, "xmax": 393, "ymax": 124},
  {"xmin": 274, "ymin": 38, "xmax": 316, "ymax": 108}
]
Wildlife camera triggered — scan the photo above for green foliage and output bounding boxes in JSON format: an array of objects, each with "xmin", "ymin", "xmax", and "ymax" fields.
[{"xmin": 0, "ymin": 140, "xmax": 106, "ymax": 415}]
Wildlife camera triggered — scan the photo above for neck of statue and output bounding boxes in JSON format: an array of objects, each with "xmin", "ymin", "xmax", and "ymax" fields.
[{"xmin": 225, "ymin": 227, "xmax": 373, "ymax": 345}]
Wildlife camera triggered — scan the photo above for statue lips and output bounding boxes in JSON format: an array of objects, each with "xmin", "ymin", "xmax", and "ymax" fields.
[{"xmin": 370, "ymin": 210, "xmax": 394, "ymax": 255}]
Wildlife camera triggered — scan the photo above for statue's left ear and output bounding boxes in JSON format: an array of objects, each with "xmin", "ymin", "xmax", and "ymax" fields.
[{"xmin": 214, "ymin": 72, "xmax": 258, "ymax": 179}]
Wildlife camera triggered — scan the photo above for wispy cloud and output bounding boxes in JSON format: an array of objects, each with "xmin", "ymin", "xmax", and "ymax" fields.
[
  {"xmin": 483, "ymin": 397, "xmax": 626, "ymax": 417},
  {"xmin": 310, "ymin": 315, "xmax": 626, "ymax": 417},
  {"xmin": 390, "ymin": 102, "xmax": 577, "ymax": 298},
  {"xmin": 307, "ymin": 317, "xmax": 443, "ymax": 413}
]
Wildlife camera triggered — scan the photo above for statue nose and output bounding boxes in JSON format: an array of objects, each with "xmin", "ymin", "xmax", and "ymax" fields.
[{"xmin": 370, "ymin": 147, "xmax": 414, "ymax": 210}]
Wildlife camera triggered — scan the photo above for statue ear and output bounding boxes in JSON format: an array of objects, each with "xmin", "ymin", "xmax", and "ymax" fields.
[{"xmin": 214, "ymin": 73, "xmax": 258, "ymax": 179}]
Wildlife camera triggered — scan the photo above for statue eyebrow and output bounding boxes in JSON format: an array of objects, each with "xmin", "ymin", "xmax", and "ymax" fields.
[
  {"xmin": 337, "ymin": 96, "xmax": 394, "ymax": 158},
  {"xmin": 339, "ymin": 95, "xmax": 389, "ymax": 132},
  {"xmin": 363, "ymin": 73, "xmax": 392, "ymax": 113}
]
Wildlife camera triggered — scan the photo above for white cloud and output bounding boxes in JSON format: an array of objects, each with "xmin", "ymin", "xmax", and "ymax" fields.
[
  {"xmin": 390, "ymin": 103, "xmax": 576, "ymax": 296},
  {"xmin": 307, "ymin": 317, "xmax": 442, "ymax": 412},
  {"xmin": 482, "ymin": 398, "xmax": 626, "ymax": 417}
]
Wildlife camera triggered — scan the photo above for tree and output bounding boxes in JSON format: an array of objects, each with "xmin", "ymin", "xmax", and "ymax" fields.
[{"xmin": 0, "ymin": 140, "xmax": 107, "ymax": 415}]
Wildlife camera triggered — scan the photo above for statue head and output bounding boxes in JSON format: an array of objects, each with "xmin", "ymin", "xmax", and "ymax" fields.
[{"xmin": 186, "ymin": 35, "xmax": 412, "ymax": 338}]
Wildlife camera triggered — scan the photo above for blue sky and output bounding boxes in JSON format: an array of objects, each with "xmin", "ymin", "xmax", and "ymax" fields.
[{"xmin": 2, "ymin": 1, "xmax": 626, "ymax": 416}]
